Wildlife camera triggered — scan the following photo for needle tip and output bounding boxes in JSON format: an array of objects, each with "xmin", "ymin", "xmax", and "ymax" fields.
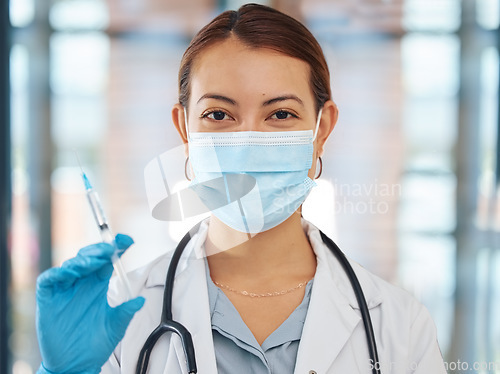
[
  {"xmin": 74, "ymin": 149, "xmax": 84, "ymax": 174},
  {"xmin": 74, "ymin": 150, "xmax": 92, "ymax": 190},
  {"xmin": 82, "ymin": 172, "xmax": 92, "ymax": 190}
]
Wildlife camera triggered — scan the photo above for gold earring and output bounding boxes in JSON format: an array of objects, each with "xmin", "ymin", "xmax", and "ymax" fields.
[
  {"xmin": 185, "ymin": 157, "xmax": 192, "ymax": 181},
  {"xmin": 315, "ymin": 157, "xmax": 323, "ymax": 179}
]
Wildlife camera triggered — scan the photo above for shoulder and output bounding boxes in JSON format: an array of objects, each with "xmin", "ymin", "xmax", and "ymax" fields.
[
  {"xmin": 349, "ymin": 259, "xmax": 425, "ymax": 318},
  {"xmin": 302, "ymin": 221, "xmax": 445, "ymax": 370},
  {"xmin": 305, "ymin": 219, "xmax": 431, "ymax": 323},
  {"xmin": 347, "ymin": 259, "xmax": 446, "ymax": 370},
  {"xmin": 337, "ymin": 250, "xmax": 439, "ymax": 344},
  {"xmin": 347, "ymin": 260, "xmax": 445, "ymax": 371}
]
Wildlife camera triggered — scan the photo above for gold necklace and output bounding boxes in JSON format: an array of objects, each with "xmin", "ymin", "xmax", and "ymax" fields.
[{"xmin": 213, "ymin": 278, "xmax": 312, "ymax": 298}]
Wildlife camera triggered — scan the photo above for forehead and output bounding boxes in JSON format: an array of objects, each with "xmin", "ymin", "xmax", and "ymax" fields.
[{"xmin": 190, "ymin": 37, "xmax": 314, "ymax": 107}]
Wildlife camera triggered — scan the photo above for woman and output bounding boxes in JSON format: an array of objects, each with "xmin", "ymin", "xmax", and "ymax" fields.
[{"xmin": 36, "ymin": 4, "xmax": 447, "ymax": 374}]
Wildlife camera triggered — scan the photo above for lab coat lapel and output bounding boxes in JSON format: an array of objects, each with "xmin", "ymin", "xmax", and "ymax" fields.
[
  {"xmin": 294, "ymin": 244, "xmax": 362, "ymax": 374},
  {"xmin": 168, "ymin": 255, "xmax": 218, "ymax": 374},
  {"xmin": 144, "ymin": 221, "xmax": 216, "ymax": 374}
]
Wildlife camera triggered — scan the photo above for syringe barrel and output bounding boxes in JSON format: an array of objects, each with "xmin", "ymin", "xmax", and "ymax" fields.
[
  {"xmin": 99, "ymin": 223, "xmax": 115, "ymax": 244},
  {"xmin": 82, "ymin": 177, "xmax": 133, "ymax": 301},
  {"xmin": 86, "ymin": 189, "xmax": 109, "ymax": 229}
]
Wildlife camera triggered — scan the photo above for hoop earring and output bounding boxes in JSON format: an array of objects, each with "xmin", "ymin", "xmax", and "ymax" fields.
[
  {"xmin": 185, "ymin": 157, "xmax": 192, "ymax": 181},
  {"xmin": 315, "ymin": 157, "xmax": 323, "ymax": 179}
]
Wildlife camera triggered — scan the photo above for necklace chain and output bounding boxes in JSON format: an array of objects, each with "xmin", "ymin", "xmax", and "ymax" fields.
[{"xmin": 213, "ymin": 279, "xmax": 312, "ymax": 298}]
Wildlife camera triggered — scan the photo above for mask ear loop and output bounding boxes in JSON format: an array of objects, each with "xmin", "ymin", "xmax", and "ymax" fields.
[
  {"xmin": 312, "ymin": 108, "xmax": 323, "ymax": 142},
  {"xmin": 183, "ymin": 106, "xmax": 190, "ymax": 141}
]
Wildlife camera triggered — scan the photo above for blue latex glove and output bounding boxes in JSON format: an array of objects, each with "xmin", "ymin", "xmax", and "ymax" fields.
[{"xmin": 36, "ymin": 234, "xmax": 145, "ymax": 374}]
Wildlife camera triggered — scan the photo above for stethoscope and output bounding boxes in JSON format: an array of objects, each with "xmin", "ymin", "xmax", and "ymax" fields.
[{"xmin": 136, "ymin": 221, "xmax": 381, "ymax": 374}]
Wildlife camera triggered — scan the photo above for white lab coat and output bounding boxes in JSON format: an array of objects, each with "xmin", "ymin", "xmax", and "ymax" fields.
[{"xmin": 102, "ymin": 220, "xmax": 446, "ymax": 374}]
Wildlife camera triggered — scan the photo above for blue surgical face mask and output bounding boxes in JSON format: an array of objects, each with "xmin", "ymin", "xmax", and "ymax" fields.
[{"xmin": 186, "ymin": 109, "xmax": 322, "ymax": 233}]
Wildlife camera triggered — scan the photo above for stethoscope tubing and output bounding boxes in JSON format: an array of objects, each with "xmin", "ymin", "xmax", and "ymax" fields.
[
  {"xmin": 163, "ymin": 222, "xmax": 201, "ymax": 322},
  {"xmin": 319, "ymin": 231, "xmax": 381, "ymax": 374},
  {"xmin": 136, "ymin": 222, "xmax": 381, "ymax": 374},
  {"xmin": 136, "ymin": 320, "xmax": 196, "ymax": 374},
  {"xmin": 136, "ymin": 223, "xmax": 200, "ymax": 374}
]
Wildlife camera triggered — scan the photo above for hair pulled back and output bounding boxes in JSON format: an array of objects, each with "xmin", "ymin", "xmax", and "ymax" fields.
[{"xmin": 178, "ymin": 3, "xmax": 331, "ymax": 113}]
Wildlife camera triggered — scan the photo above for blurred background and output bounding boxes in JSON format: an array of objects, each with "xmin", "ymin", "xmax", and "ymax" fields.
[{"xmin": 1, "ymin": 0, "xmax": 499, "ymax": 373}]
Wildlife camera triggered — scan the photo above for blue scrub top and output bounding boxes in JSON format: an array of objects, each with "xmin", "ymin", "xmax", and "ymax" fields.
[{"xmin": 204, "ymin": 259, "xmax": 314, "ymax": 374}]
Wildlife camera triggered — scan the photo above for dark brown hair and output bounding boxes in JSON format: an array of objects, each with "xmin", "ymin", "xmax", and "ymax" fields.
[{"xmin": 178, "ymin": 3, "xmax": 331, "ymax": 112}]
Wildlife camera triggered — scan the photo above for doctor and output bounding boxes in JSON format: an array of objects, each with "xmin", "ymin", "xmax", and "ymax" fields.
[{"xmin": 36, "ymin": 3, "xmax": 447, "ymax": 374}]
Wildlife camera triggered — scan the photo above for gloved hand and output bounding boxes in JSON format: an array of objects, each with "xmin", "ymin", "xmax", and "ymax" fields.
[{"xmin": 36, "ymin": 234, "xmax": 145, "ymax": 374}]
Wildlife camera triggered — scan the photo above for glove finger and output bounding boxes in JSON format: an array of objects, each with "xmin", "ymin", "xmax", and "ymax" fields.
[
  {"xmin": 114, "ymin": 234, "xmax": 134, "ymax": 258},
  {"xmin": 36, "ymin": 267, "xmax": 80, "ymax": 296},
  {"xmin": 107, "ymin": 296, "xmax": 145, "ymax": 342},
  {"xmin": 114, "ymin": 234, "xmax": 134, "ymax": 250},
  {"xmin": 95, "ymin": 237, "xmax": 130, "ymax": 280},
  {"xmin": 97, "ymin": 234, "xmax": 133, "ymax": 279},
  {"xmin": 76, "ymin": 241, "xmax": 115, "ymax": 259},
  {"xmin": 61, "ymin": 243, "xmax": 114, "ymax": 276}
]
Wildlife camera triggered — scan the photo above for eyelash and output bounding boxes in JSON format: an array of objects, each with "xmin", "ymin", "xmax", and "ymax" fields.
[
  {"xmin": 200, "ymin": 110, "xmax": 232, "ymax": 121},
  {"xmin": 201, "ymin": 109, "xmax": 299, "ymax": 121},
  {"xmin": 270, "ymin": 110, "xmax": 298, "ymax": 120}
]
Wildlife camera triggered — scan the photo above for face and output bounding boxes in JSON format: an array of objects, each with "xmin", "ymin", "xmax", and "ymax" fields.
[{"xmin": 173, "ymin": 36, "xmax": 337, "ymax": 180}]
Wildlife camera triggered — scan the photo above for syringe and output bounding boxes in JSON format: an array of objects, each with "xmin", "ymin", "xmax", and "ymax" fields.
[{"xmin": 79, "ymin": 168, "xmax": 133, "ymax": 301}]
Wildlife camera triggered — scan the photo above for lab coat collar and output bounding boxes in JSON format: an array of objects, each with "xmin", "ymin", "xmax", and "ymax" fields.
[
  {"xmin": 294, "ymin": 220, "xmax": 383, "ymax": 373},
  {"xmin": 303, "ymin": 219, "xmax": 384, "ymax": 311},
  {"xmin": 144, "ymin": 219, "xmax": 218, "ymax": 373},
  {"xmin": 142, "ymin": 219, "xmax": 384, "ymax": 373},
  {"xmin": 144, "ymin": 219, "xmax": 384, "ymax": 307},
  {"xmin": 144, "ymin": 219, "xmax": 210, "ymax": 289},
  {"xmin": 145, "ymin": 219, "xmax": 384, "ymax": 308},
  {"xmin": 168, "ymin": 249, "xmax": 218, "ymax": 374}
]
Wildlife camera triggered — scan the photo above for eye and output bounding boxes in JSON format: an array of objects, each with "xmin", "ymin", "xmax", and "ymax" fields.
[
  {"xmin": 201, "ymin": 110, "xmax": 231, "ymax": 121},
  {"xmin": 270, "ymin": 110, "xmax": 297, "ymax": 120}
]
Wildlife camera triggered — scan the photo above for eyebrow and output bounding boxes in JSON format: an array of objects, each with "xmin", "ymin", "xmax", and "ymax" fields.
[
  {"xmin": 196, "ymin": 93, "xmax": 304, "ymax": 108},
  {"xmin": 197, "ymin": 94, "xmax": 237, "ymax": 105},
  {"xmin": 263, "ymin": 95, "xmax": 304, "ymax": 108}
]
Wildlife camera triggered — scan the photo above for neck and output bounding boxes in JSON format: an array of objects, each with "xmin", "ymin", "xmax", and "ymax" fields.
[{"xmin": 205, "ymin": 211, "xmax": 317, "ymax": 283}]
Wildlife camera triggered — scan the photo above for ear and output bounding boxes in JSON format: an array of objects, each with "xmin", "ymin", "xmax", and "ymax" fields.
[
  {"xmin": 315, "ymin": 100, "xmax": 338, "ymax": 157},
  {"xmin": 172, "ymin": 103, "xmax": 188, "ymax": 144}
]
